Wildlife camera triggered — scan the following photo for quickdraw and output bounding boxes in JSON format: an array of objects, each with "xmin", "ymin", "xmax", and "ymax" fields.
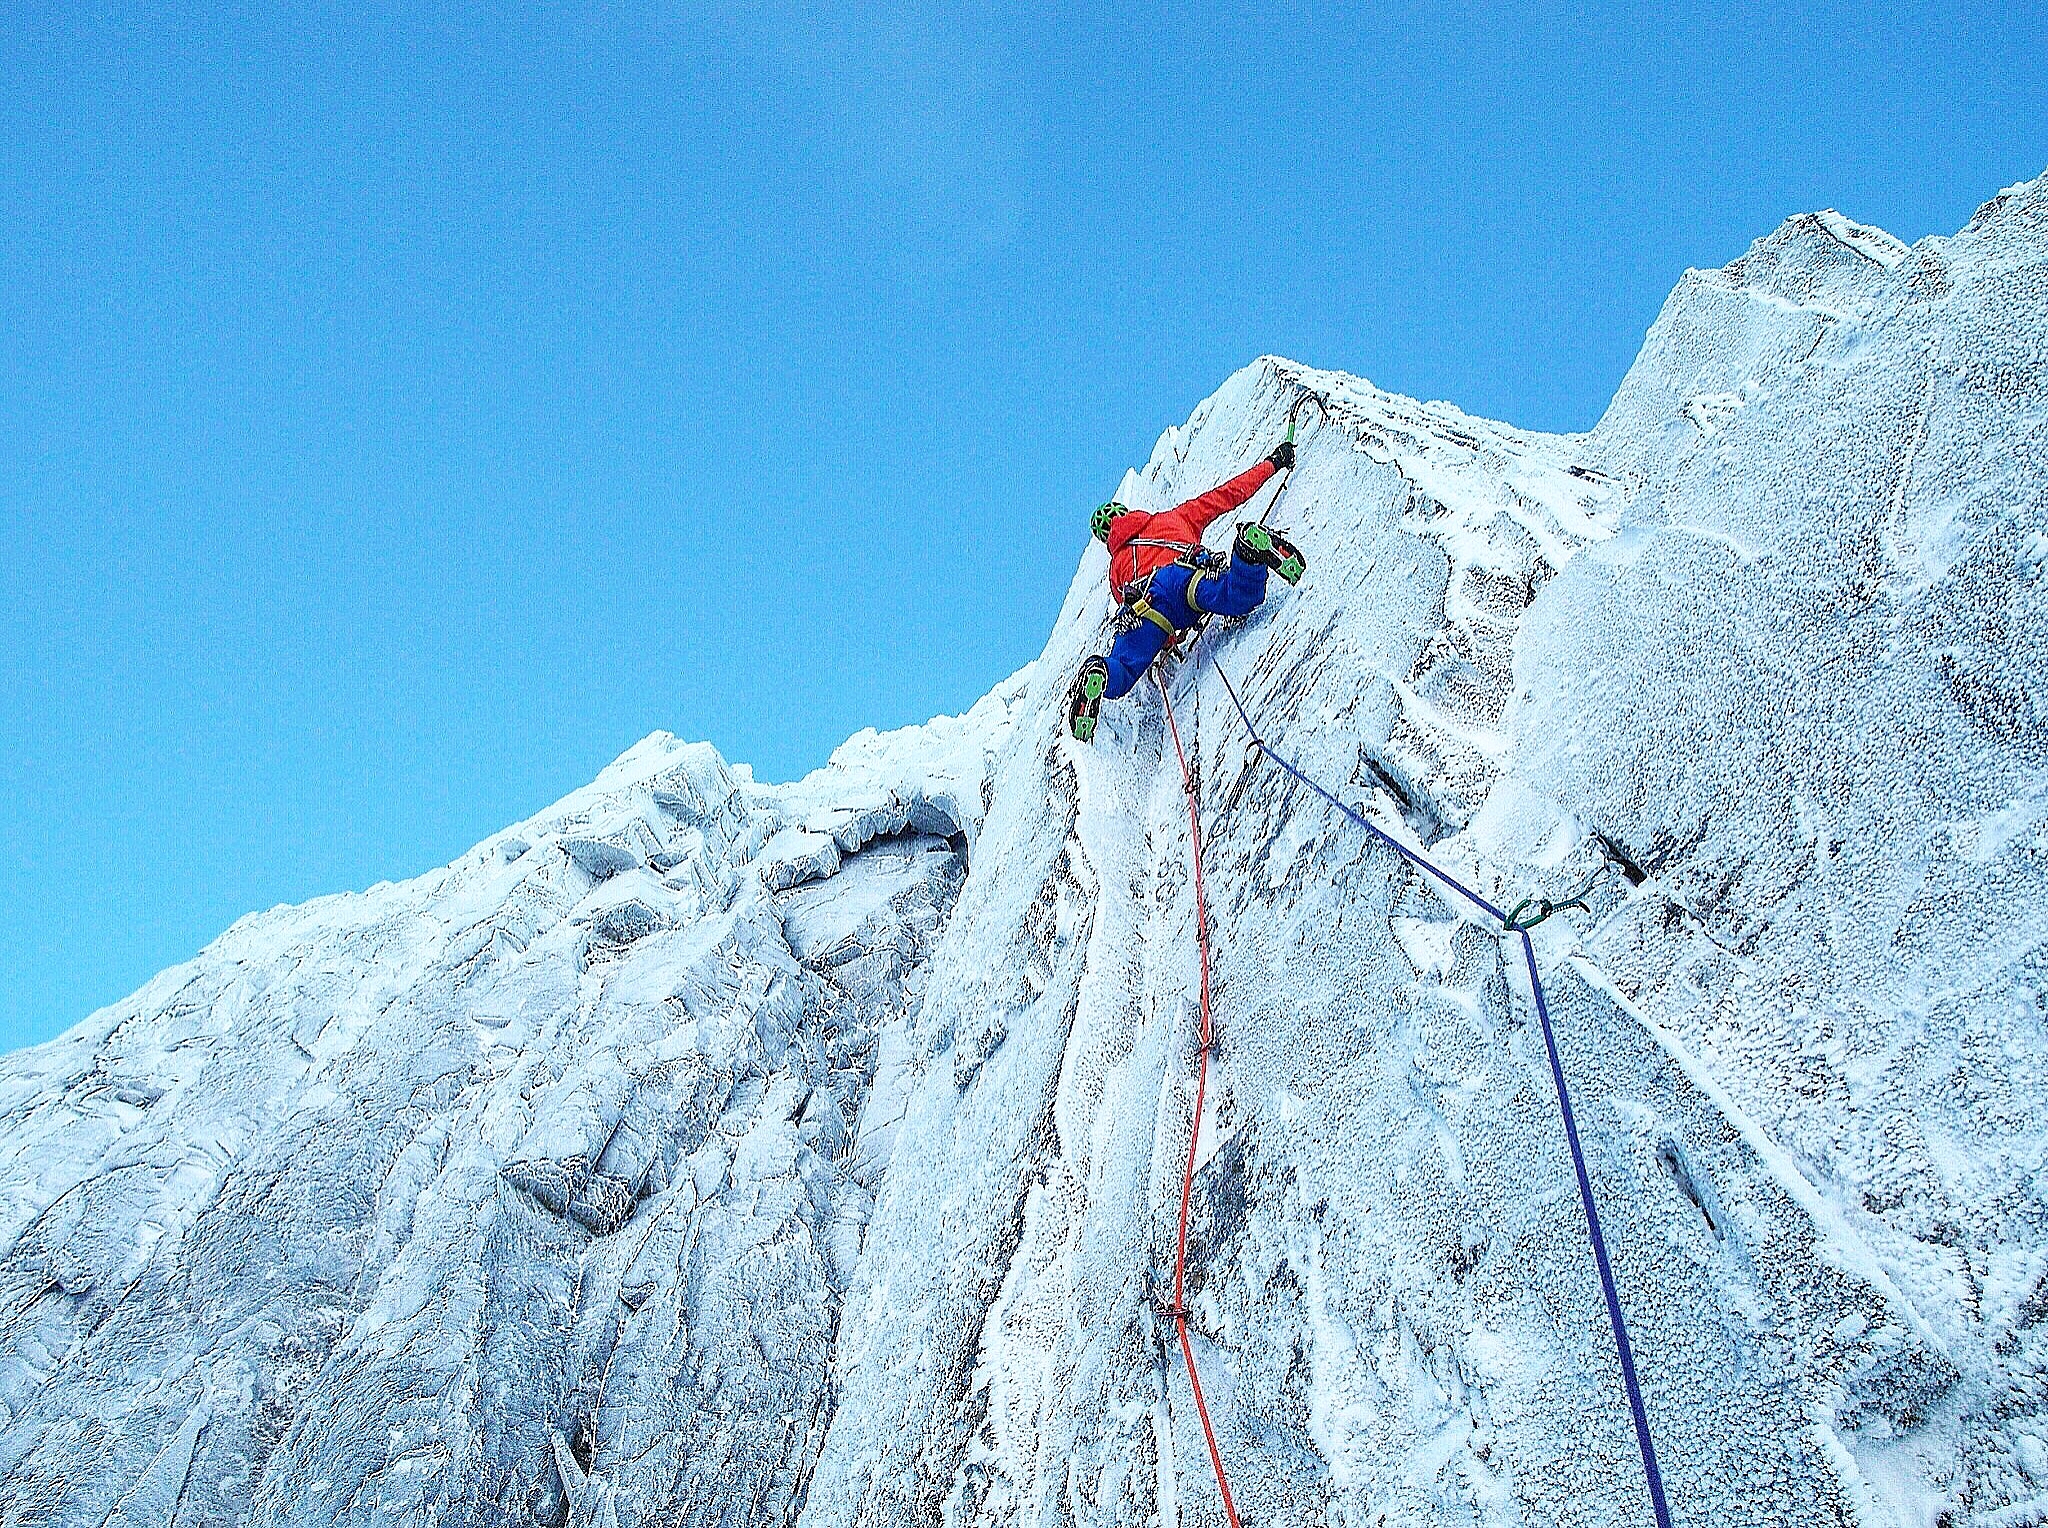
[{"xmin": 1502, "ymin": 864, "xmax": 1610, "ymax": 931}]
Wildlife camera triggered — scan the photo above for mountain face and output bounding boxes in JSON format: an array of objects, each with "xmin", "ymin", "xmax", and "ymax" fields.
[{"xmin": 2, "ymin": 173, "xmax": 2043, "ymax": 1528}]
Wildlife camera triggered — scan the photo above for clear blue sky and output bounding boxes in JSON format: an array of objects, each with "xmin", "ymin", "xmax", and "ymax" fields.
[{"xmin": 2, "ymin": 3, "xmax": 2041, "ymax": 1051}]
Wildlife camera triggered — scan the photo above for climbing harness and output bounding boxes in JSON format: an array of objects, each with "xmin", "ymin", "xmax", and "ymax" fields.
[
  {"xmin": 1201, "ymin": 662, "xmax": 1674, "ymax": 1528},
  {"xmin": 1118, "ymin": 570, "xmax": 1183, "ymax": 647},
  {"xmin": 1155, "ymin": 671, "xmax": 1243, "ymax": 1528},
  {"xmin": 1120, "ymin": 550, "xmax": 1228, "ymax": 651},
  {"xmin": 1116, "ymin": 535, "xmax": 1214, "ymax": 600}
]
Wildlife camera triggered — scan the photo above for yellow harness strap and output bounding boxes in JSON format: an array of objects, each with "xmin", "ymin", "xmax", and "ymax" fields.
[{"xmin": 1130, "ymin": 597, "xmax": 1179, "ymax": 642}]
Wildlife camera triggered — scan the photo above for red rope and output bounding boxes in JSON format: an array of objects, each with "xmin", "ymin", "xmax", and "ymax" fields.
[{"xmin": 1157, "ymin": 674, "xmax": 1243, "ymax": 1528}]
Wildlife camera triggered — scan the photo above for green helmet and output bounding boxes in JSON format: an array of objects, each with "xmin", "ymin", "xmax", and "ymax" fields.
[{"xmin": 1092, "ymin": 502, "xmax": 1125, "ymax": 542}]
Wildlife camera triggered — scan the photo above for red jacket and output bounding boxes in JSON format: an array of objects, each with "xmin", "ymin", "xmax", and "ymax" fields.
[{"xmin": 1104, "ymin": 461, "xmax": 1277, "ymax": 603}]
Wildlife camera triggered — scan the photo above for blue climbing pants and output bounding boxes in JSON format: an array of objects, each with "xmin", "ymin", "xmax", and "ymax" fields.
[{"xmin": 1103, "ymin": 553, "xmax": 1271, "ymax": 700}]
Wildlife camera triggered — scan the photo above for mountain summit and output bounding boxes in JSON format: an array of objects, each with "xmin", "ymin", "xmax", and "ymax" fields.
[{"xmin": 4, "ymin": 173, "xmax": 2044, "ymax": 1526}]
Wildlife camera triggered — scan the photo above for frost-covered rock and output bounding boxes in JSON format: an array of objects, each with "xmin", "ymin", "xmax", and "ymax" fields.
[{"xmin": 2, "ymin": 173, "xmax": 2044, "ymax": 1527}]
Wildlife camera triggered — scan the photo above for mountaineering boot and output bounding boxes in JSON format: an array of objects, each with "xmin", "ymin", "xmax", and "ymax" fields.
[
  {"xmin": 1069, "ymin": 657, "xmax": 1109, "ymax": 743},
  {"xmin": 1234, "ymin": 523, "xmax": 1307, "ymax": 585}
]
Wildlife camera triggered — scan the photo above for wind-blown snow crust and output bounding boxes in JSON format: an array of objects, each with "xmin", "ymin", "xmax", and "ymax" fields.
[{"xmin": 3, "ymin": 173, "xmax": 2044, "ymax": 1526}]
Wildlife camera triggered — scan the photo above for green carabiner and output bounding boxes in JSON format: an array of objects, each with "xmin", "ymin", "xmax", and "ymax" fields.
[{"xmin": 1503, "ymin": 862, "xmax": 1610, "ymax": 932}]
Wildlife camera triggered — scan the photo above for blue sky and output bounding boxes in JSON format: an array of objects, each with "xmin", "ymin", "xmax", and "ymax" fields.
[{"xmin": 2, "ymin": 2, "xmax": 2041, "ymax": 1051}]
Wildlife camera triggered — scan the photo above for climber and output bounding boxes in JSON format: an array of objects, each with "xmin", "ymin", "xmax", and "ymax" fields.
[{"xmin": 1068, "ymin": 442, "xmax": 1306, "ymax": 742}]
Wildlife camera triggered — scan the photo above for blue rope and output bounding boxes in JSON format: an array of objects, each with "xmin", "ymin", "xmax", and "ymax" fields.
[{"xmin": 1212, "ymin": 664, "xmax": 1674, "ymax": 1528}]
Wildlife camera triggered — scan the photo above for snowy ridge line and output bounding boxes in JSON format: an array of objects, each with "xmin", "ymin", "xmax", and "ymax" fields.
[
  {"xmin": 1252, "ymin": 355, "xmax": 1626, "ymax": 570},
  {"xmin": 1207, "ymin": 660, "xmax": 1675, "ymax": 1528}
]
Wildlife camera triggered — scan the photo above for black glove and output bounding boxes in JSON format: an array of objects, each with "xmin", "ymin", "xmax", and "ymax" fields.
[{"xmin": 1266, "ymin": 440, "xmax": 1296, "ymax": 470}]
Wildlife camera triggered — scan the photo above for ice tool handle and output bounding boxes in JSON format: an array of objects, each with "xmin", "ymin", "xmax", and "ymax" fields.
[{"xmin": 1256, "ymin": 384, "xmax": 1330, "ymax": 528}]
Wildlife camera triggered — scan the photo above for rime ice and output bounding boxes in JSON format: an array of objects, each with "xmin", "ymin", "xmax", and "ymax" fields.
[{"xmin": 3, "ymin": 175, "xmax": 2045, "ymax": 1526}]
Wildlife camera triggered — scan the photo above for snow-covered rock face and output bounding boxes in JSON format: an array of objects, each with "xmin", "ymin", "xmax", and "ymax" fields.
[
  {"xmin": 0, "ymin": 712, "xmax": 1019, "ymax": 1527},
  {"xmin": 3, "ymin": 174, "xmax": 2043, "ymax": 1527}
]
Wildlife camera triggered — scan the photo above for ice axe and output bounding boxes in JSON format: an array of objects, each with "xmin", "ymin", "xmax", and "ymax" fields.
[{"xmin": 1257, "ymin": 384, "xmax": 1329, "ymax": 526}]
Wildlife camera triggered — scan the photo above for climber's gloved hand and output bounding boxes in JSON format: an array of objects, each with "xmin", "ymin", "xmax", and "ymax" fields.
[{"xmin": 1266, "ymin": 440, "xmax": 1296, "ymax": 471}]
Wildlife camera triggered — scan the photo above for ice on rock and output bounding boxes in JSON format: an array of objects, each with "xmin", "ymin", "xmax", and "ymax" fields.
[{"xmin": 3, "ymin": 173, "xmax": 2046, "ymax": 1526}]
